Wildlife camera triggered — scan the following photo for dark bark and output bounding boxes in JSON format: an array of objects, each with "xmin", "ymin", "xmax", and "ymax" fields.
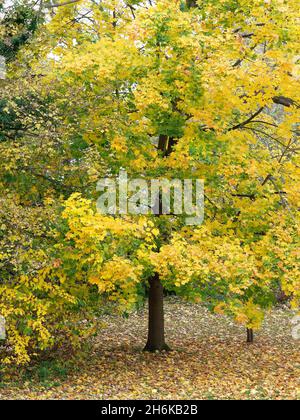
[
  {"xmin": 247, "ymin": 328, "xmax": 254, "ymax": 343},
  {"xmin": 144, "ymin": 274, "xmax": 170, "ymax": 352},
  {"xmin": 157, "ymin": 134, "xmax": 168, "ymax": 156},
  {"xmin": 157, "ymin": 135, "xmax": 176, "ymax": 157}
]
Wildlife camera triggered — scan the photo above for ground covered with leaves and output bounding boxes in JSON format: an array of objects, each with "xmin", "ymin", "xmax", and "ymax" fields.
[{"xmin": 0, "ymin": 299, "xmax": 299, "ymax": 400}]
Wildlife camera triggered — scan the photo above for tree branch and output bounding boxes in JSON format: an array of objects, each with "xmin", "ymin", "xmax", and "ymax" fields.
[
  {"xmin": 272, "ymin": 96, "xmax": 300, "ymax": 108},
  {"xmin": 44, "ymin": 0, "xmax": 81, "ymax": 8},
  {"xmin": 228, "ymin": 107, "xmax": 264, "ymax": 131}
]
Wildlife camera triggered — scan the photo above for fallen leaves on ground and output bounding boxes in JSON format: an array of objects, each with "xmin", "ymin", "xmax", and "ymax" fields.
[{"xmin": 0, "ymin": 298, "xmax": 299, "ymax": 400}]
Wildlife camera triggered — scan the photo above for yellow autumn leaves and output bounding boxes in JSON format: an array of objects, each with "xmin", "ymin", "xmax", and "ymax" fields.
[{"xmin": 1, "ymin": 0, "xmax": 299, "ymax": 366}]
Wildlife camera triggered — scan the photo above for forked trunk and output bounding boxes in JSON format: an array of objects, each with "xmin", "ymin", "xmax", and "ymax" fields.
[{"xmin": 144, "ymin": 274, "xmax": 170, "ymax": 352}]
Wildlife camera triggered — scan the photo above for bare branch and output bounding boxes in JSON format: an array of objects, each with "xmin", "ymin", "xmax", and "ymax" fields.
[
  {"xmin": 228, "ymin": 107, "xmax": 264, "ymax": 131},
  {"xmin": 272, "ymin": 96, "xmax": 300, "ymax": 108}
]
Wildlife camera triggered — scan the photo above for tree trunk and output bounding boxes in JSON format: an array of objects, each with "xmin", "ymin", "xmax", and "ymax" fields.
[
  {"xmin": 247, "ymin": 328, "xmax": 254, "ymax": 343},
  {"xmin": 144, "ymin": 274, "xmax": 170, "ymax": 352},
  {"xmin": 143, "ymin": 133, "xmax": 173, "ymax": 352}
]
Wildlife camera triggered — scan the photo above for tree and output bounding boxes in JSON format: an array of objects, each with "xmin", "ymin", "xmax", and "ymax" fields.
[
  {"xmin": 1, "ymin": 0, "xmax": 299, "ymax": 363},
  {"xmin": 36, "ymin": 0, "xmax": 299, "ymax": 351}
]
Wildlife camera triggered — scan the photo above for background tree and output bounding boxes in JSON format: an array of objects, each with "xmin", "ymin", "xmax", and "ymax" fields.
[{"xmin": 0, "ymin": 0, "xmax": 108, "ymax": 363}]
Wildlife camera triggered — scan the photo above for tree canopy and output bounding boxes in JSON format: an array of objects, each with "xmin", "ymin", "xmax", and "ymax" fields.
[{"xmin": 0, "ymin": 0, "xmax": 299, "ymax": 364}]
